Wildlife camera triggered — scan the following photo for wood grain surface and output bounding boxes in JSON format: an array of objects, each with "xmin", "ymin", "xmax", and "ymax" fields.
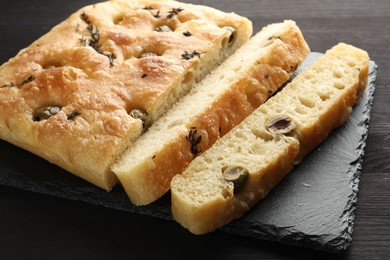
[{"xmin": 0, "ymin": 0, "xmax": 389, "ymax": 259}]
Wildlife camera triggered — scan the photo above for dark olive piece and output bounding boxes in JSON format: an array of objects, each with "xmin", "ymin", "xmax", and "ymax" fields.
[
  {"xmin": 222, "ymin": 166, "xmax": 249, "ymax": 193},
  {"xmin": 155, "ymin": 25, "xmax": 173, "ymax": 32},
  {"xmin": 266, "ymin": 115, "xmax": 296, "ymax": 134},
  {"xmin": 129, "ymin": 109, "xmax": 151, "ymax": 130},
  {"xmin": 33, "ymin": 106, "xmax": 61, "ymax": 121}
]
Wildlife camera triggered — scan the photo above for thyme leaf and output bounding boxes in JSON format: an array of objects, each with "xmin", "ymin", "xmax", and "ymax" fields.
[
  {"xmin": 21, "ymin": 76, "xmax": 35, "ymax": 85},
  {"xmin": 80, "ymin": 11, "xmax": 115, "ymax": 67},
  {"xmin": 67, "ymin": 111, "xmax": 81, "ymax": 121},
  {"xmin": 183, "ymin": 31, "xmax": 192, "ymax": 37},
  {"xmin": 1, "ymin": 82, "xmax": 15, "ymax": 88},
  {"xmin": 166, "ymin": 7, "xmax": 183, "ymax": 19},
  {"xmin": 153, "ymin": 10, "xmax": 161, "ymax": 18},
  {"xmin": 186, "ymin": 127, "xmax": 202, "ymax": 155},
  {"xmin": 181, "ymin": 50, "xmax": 202, "ymax": 60}
]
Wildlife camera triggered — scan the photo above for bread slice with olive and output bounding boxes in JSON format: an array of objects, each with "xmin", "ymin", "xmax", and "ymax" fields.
[
  {"xmin": 112, "ymin": 20, "xmax": 310, "ymax": 205},
  {"xmin": 170, "ymin": 43, "xmax": 369, "ymax": 234},
  {"xmin": 0, "ymin": 0, "xmax": 252, "ymax": 191}
]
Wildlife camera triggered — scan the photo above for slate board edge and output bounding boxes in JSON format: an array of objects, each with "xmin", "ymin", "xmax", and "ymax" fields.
[{"xmin": 220, "ymin": 60, "xmax": 378, "ymax": 253}]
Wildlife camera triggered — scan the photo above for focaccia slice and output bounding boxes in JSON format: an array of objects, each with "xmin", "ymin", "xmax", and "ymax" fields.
[{"xmin": 170, "ymin": 43, "xmax": 369, "ymax": 234}]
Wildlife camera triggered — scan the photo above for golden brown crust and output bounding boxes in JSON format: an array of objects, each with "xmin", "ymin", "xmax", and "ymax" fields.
[
  {"xmin": 170, "ymin": 43, "xmax": 370, "ymax": 234},
  {"xmin": 171, "ymin": 138, "xmax": 300, "ymax": 234},
  {"xmin": 112, "ymin": 20, "xmax": 310, "ymax": 205},
  {"xmin": 0, "ymin": 0, "xmax": 252, "ymax": 190}
]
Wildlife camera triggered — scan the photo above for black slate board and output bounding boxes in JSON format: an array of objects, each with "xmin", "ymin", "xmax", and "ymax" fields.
[{"xmin": 0, "ymin": 53, "xmax": 377, "ymax": 253}]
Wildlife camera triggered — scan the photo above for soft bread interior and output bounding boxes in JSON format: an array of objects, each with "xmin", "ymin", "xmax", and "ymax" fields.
[
  {"xmin": 171, "ymin": 43, "xmax": 369, "ymax": 234},
  {"xmin": 112, "ymin": 20, "xmax": 310, "ymax": 204}
]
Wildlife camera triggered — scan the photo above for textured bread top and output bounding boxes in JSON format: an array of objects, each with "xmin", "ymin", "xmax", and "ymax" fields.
[
  {"xmin": 171, "ymin": 43, "xmax": 369, "ymax": 234},
  {"xmin": 112, "ymin": 20, "xmax": 310, "ymax": 205},
  {"xmin": 0, "ymin": 0, "xmax": 252, "ymax": 190}
]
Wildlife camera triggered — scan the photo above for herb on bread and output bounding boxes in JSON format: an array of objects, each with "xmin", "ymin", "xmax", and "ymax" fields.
[
  {"xmin": 143, "ymin": 6, "xmax": 160, "ymax": 18},
  {"xmin": 183, "ymin": 31, "xmax": 192, "ymax": 37},
  {"xmin": 152, "ymin": 10, "xmax": 161, "ymax": 18},
  {"xmin": 186, "ymin": 127, "xmax": 202, "ymax": 155},
  {"xmin": 1, "ymin": 82, "xmax": 15, "ymax": 88},
  {"xmin": 166, "ymin": 7, "xmax": 184, "ymax": 19},
  {"xmin": 80, "ymin": 12, "xmax": 115, "ymax": 66},
  {"xmin": 181, "ymin": 50, "xmax": 201, "ymax": 60},
  {"xmin": 21, "ymin": 75, "xmax": 35, "ymax": 86},
  {"xmin": 67, "ymin": 111, "xmax": 81, "ymax": 121}
]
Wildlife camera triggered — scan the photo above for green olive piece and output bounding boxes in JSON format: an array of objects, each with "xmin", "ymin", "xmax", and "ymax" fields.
[
  {"xmin": 222, "ymin": 166, "xmax": 249, "ymax": 193},
  {"xmin": 222, "ymin": 26, "xmax": 237, "ymax": 45},
  {"xmin": 155, "ymin": 25, "xmax": 173, "ymax": 32},
  {"xmin": 129, "ymin": 109, "xmax": 151, "ymax": 130},
  {"xmin": 33, "ymin": 106, "xmax": 61, "ymax": 121},
  {"xmin": 266, "ymin": 115, "xmax": 296, "ymax": 134}
]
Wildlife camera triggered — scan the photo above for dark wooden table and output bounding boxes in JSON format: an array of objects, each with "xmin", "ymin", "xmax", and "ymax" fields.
[{"xmin": 0, "ymin": 0, "xmax": 389, "ymax": 259}]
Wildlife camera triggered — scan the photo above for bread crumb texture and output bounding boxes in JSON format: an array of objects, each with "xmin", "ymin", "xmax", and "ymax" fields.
[
  {"xmin": 171, "ymin": 43, "xmax": 369, "ymax": 234},
  {"xmin": 0, "ymin": 0, "xmax": 252, "ymax": 190},
  {"xmin": 112, "ymin": 20, "xmax": 310, "ymax": 205}
]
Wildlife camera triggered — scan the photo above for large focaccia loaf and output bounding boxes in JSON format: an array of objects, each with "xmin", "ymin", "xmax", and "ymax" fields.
[
  {"xmin": 0, "ymin": 0, "xmax": 252, "ymax": 190},
  {"xmin": 171, "ymin": 43, "xmax": 369, "ymax": 234},
  {"xmin": 112, "ymin": 20, "xmax": 310, "ymax": 205}
]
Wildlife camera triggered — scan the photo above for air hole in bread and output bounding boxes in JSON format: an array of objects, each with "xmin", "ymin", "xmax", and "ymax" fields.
[
  {"xmin": 233, "ymin": 65, "xmax": 241, "ymax": 72},
  {"xmin": 295, "ymin": 106, "xmax": 308, "ymax": 114},
  {"xmin": 204, "ymin": 157, "xmax": 212, "ymax": 163},
  {"xmin": 182, "ymin": 70, "xmax": 194, "ymax": 85},
  {"xmin": 42, "ymin": 60, "xmax": 62, "ymax": 70},
  {"xmin": 298, "ymin": 96, "xmax": 316, "ymax": 108},
  {"xmin": 274, "ymin": 106, "xmax": 283, "ymax": 113},
  {"xmin": 113, "ymin": 15, "xmax": 124, "ymax": 25},
  {"xmin": 167, "ymin": 119, "xmax": 183, "ymax": 128},
  {"xmin": 251, "ymin": 127, "xmax": 273, "ymax": 141},
  {"xmin": 318, "ymin": 91, "xmax": 331, "ymax": 101},
  {"xmin": 333, "ymin": 81, "xmax": 345, "ymax": 90},
  {"xmin": 333, "ymin": 69, "xmax": 343, "ymax": 78},
  {"xmin": 304, "ymin": 74, "xmax": 313, "ymax": 80}
]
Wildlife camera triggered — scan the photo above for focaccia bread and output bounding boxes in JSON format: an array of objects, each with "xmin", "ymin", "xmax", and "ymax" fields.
[
  {"xmin": 112, "ymin": 20, "xmax": 310, "ymax": 205},
  {"xmin": 0, "ymin": 0, "xmax": 252, "ymax": 190},
  {"xmin": 171, "ymin": 43, "xmax": 369, "ymax": 234}
]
